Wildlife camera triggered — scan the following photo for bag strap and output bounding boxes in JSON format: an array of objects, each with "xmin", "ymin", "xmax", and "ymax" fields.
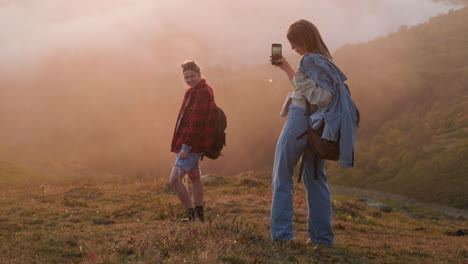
[
  {"xmin": 304, "ymin": 96, "xmax": 312, "ymax": 115},
  {"xmin": 184, "ymin": 94, "xmax": 192, "ymax": 110},
  {"xmin": 297, "ymin": 93, "xmax": 315, "ymax": 140},
  {"xmin": 297, "ymin": 95, "xmax": 309, "ymax": 183},
  {"xmin": 297, "ymin": 94, "xmax": 322, "ymax": 183}
]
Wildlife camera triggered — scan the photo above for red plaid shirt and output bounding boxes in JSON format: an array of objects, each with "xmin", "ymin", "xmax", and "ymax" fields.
[{"xmin": 171, "ymin": 79, "xmax": 216, "ymax": 153}]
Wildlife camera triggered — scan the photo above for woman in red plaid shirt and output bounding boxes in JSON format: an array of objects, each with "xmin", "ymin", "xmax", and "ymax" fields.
[{"xmin": 169, "ymin": 60, "xmax": 217, "ymax": 222}]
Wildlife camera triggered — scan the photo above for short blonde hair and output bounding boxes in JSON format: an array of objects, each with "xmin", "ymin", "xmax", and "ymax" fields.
[
  {"xmin": 181, "ymin": 60, "xmax": 201, "ymax": 75},
  {"xmin": 287, "ymin": 19, "xmax": 333, "ymax": 61}
]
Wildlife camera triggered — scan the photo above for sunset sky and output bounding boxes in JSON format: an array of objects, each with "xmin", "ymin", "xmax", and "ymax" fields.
[{"xmin": 0, "ymin": 0, "xmax": 463, "ymax": 71}]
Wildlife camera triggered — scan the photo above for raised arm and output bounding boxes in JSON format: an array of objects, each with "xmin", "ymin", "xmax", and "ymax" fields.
[{"xmin": 275, "ymin": 57, "xmax": 296, "ymax": 83}]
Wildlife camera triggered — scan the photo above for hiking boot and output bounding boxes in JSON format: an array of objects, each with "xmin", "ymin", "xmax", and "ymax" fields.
[
  {"xmin": 194, "ymin": 205, "xmax": 204, "ymax": 222},
  {"xmin": 181, "ymin": 208, "xmax": 195, "ymax": 222}
]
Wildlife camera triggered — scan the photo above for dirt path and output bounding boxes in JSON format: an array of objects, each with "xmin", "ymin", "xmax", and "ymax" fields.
[{"xmin": 330, "ymin": 184, "xmax": 468, "ymax": 218}]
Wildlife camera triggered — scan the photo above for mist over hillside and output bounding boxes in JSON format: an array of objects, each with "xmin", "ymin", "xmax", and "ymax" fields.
[
  {"xmin": 1, "ymin": 1, "xmax": 461, "ymax": 177},
  {"xmin": 0, "ymin": 2, "xmax": 467, "ymax": 209},
  {"xmin": 330, "ymin": 6, "xmax": 468, "ymax": 208}
]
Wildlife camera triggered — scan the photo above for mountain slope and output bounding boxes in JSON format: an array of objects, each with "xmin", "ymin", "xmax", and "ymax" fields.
[{"xmin": 330, "ymin": 7, "xmax": 468, "ymax": 208}]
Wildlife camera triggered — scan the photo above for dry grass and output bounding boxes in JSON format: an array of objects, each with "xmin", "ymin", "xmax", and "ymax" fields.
[{"xmin": 0, "ymin": 172, "xmax": 466, "ymax": 264}]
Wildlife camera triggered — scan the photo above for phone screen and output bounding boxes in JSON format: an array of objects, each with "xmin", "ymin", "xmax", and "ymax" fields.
[{"xmin": 271, "ymin": 44, "xmax": 282, "ymax": 65}]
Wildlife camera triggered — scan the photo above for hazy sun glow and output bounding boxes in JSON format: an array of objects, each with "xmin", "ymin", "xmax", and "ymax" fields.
[
  {"xmin": 0, "ymin": 0, "xmax": 463, "ymax": 177},
  {"xmin": 0, "ymin": 0, "xmax": 461, "ymax": 71}
]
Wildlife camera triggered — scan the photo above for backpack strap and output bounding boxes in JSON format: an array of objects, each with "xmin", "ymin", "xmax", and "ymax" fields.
[
  {"xmin": 297, "ymin": 97, "xmax": 319, "ymax": 183},
  {"xmin": 297, "ymin": 155, "xmax": 319, "ymax": 183},
  {"xmin": 298, "ymin": 155, "xmax": 305, "ymax": 183},
  {"xmin": 296, "ymin": 98, "xmax": 313, "ymax": 141}
]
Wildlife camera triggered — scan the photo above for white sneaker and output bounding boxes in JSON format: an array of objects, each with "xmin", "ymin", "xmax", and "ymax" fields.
[{"xmin": 306, "ymin": 239, "xmax": 332, "ymax": 249}]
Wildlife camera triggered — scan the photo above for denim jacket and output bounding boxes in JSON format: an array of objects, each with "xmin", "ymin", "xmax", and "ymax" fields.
[{"xmin": 299, "ymin": 53, "xmax": 358, "ymax": 168}]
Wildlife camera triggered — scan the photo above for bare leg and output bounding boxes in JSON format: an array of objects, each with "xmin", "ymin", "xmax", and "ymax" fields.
[
  {"xmin": 188, "ymin": 169, "xmax": 204, "ymax": 206},
  {"xmin": 169, "ymin": 166, "xmax": 192, "ymax": 209}
]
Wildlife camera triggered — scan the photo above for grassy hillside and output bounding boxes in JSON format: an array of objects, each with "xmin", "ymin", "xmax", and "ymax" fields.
[
  {"xmin": 331, "ymin": 7, "xmax": 468, "ymax": 208},
  {"xmin": 0, "ymin": 172, "xmax": 466, "ymax": 264},
  {"xmin": 0, "ymin": 146, "xmax": 123, "ymax": 188},
  {"xmin": 328, "ymin": 93, "xmax": 468, "ymax": 208},
  {"xmin": 0, "ymin": 161, "xmax": 39, "ymax": 185}
]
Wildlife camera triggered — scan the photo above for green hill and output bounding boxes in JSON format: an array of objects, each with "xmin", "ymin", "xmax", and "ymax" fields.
[{"xmin": 330, "ymin": 7, "xmax": 468, "ymax": 208}]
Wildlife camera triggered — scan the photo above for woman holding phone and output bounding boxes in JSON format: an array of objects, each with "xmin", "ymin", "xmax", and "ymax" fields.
[
  {"xmin": 270, "ymin": 19, "xmax": 358, "ymax": 246},
  {"xmin": 169, "ymin": 60, "xmax": 217, "ymax": 222}
]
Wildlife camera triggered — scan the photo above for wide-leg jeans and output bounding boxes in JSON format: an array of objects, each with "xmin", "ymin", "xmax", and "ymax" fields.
[{"xmin": 270, "ymin": 104, "xmax": 334, "ymax": 245}]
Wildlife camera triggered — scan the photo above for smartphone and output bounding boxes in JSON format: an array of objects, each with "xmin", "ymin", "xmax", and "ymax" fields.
[{"xmin": 271, "ymin": 43, "xmax": 282, "ymax": 65}]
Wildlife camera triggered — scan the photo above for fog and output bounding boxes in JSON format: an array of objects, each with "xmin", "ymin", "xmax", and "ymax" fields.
[
  {"xmin": 0, "ymin": 0, "xmax": 463, "ymax": 178},
  {"xmin": 1, "ymin": 0, "xmax": 463, "ymax": 71}
]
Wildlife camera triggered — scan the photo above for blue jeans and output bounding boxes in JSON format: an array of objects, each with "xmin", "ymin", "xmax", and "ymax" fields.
[{"xmin": 270, "ymin": 104, "xmax": 334, "ymax": 245}]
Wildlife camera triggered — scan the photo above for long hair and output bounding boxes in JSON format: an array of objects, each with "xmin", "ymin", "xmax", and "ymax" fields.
[{"xmin": 287, "ymin": 19, "xmax": 333, "ymax": 61}]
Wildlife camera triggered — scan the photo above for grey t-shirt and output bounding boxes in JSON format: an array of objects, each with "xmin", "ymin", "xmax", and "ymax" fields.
[{"xmin": 280, "ymin": 71, "xmax": 332, "ymax": 117}]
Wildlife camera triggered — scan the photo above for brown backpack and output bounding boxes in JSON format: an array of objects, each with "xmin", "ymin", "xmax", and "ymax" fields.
[
  {"xmin": 298, "ymin": 121, "xmax": 340, "ymax": 161},
  {"xmin": 296, "ymin": 83, "xmax": 359, "ymax": 182}
]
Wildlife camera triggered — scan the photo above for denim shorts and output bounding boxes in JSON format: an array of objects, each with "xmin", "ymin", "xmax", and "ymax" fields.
[{"xmin": 174, "ymin": 152, "xmax": 203, "ymax": 173}]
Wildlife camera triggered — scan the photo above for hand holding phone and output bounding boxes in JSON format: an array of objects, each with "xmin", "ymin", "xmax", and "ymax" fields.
[{"xmin": 271, "ymin": 43, "xmax": 282, "ymax": 65}]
